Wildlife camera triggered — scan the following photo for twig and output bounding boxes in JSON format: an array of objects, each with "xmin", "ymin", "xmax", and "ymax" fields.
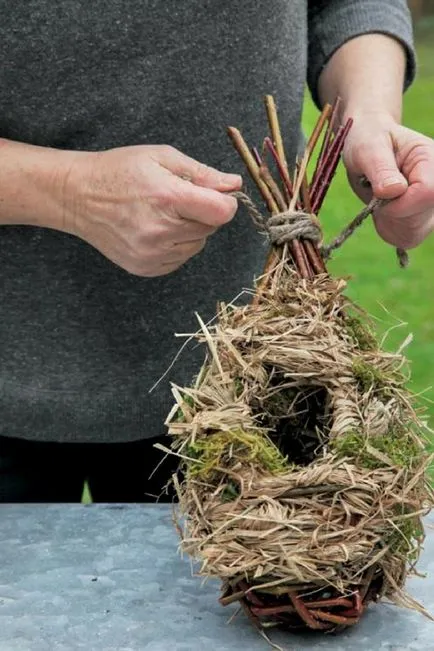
[
  {"xmin": 307, "ymin": 102, "xmax": 332, "ymax": 166},
  {"xmin": 322, "ymin": 197, "xmax": 388, "ymax": 259},
  {"xmin": 229, "ymin": 95, "xmax": 355, "ymax": 287},
  {"xmin": 264, "ymin": 137, "xmax": 295, "ymax": 202},
  {"xmin": 311, "ymin": 118, "xmax": 353, "ymax": 214},
  {"xmin": 227, "ymin": 127, "xmax": 279, "ymax": 214},
  {"xmin": 300, "ymin": 175, "xmax": 312, "ymax": 213},
  {"xmin": 259, "ymin": 161, "xmax": 288, "ymax": 212},
  {"xmin": 264, "ymin": 95, "xmax": 289, "ymax": 178},
  {"xmin": 254, "ymin": 148, "xmax": 309, "ymax": 280},
  {"xmin": 313, "ymin": 96, "xmax": 342, "ymax": 186}
]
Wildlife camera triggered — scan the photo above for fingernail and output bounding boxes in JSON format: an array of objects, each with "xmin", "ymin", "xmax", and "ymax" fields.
[
  {"xmin": 381, "ymin": 176, "xmax": 406, "ymax": 188},
  {"xmin": 220, "ymin": 173, "xmax": 242, "ymax": 187}
]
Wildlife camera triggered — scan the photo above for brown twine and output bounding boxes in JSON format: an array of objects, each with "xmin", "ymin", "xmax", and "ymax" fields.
[
  {"xmin": 231, "ymin": 191, "xmax": 322, "ymax": 247},
  {"xmin": 232, "ymin": 191, "xmax": 409, "ymax": 268},
  {"xmin": 322, "ymin": 197, "xmax": 409, "ymax": 268}
]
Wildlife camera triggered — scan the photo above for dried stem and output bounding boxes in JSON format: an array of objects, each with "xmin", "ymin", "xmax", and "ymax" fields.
[
  {"xmin": 263, "ymin": 137, "xmax": 297, "ymax": 205},
  {"xmin": 300, "ymin": 176, "xmax": 312, "ymax": 213},
  {"xmin": 289, "ymin": 149, "xmax": 310, "ymax": 212},
  {"xmin": 259, "ymin": 162, "xmax": 287, "ymax": 212},
  {"xmin": 253, "ymin": 142, "xmax": 310, "ymax": 281},
  {"xmin": 264, "ymin": 95, "xmax": 289, "ymax": 176},
  {"xmin": 312, "ymin": 118, "xmax": 353, "ymax": 214},
  {"xmin": 305, "ymin": 241, "xmax": 326, "ymax": 274},
  {"xmin": 306, "ymin": 102, "xmax": 332, "ymax": 166},
  {"xmin": 299, "ymin": 242, "xmax": 314, "ymax": 279},
  {"xmin": 313, "ymin": 96, "xmax": 342, "ymax": 186},
  {"xmin": 229, "ymin": 95, "xmax": 354, "ymax": 286},
  {"xmin": 227, "ymin": 127, "xmax": 279, "ymax": 214}
]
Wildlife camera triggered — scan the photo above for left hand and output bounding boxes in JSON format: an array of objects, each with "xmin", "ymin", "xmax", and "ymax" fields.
[{"xmin": 342, "ymin": 113, "xmax": 434, "ymax": 251}]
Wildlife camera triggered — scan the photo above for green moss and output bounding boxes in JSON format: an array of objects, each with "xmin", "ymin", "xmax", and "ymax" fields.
[
  {"xmin": 221, "ymin": 480, "xmax": 240, "ymax": 502},
  {"xmin": 345, "ymin": 315, "xmax": 377, "ymax": 351},
  {"xmin": 352, "ymin": 358, "xmax": 404, "ymax": 402},
  {"xmin": 388, "ymin": 515, "xmax": 424, "ymax": 560},
  {"xmin": 352, "ymin": 359, "xmax": 387, "ymax": 392},
  {"xmin": 185, "ymin": 428, "xmax": 288, "ymax": 481},
  {"xmin": 331, "ymin": 428, "xmax": 422, "ymax": 470},
  {"xmin": 234, "ymin": 377, "xmax": 244, "ymax": 398}
]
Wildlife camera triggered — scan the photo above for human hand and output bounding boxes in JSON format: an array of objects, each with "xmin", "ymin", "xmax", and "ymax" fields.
[
  {"xmin": 342, "ymin": 113, "xmax": 434, "ymax": 251},
  {"xmin": 64, "ymin": 145, "xmax": 241, "ymax": 276}
]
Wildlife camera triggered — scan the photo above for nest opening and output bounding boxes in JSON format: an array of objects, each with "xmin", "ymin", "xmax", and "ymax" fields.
[{"xmin": 255, "ymin": 375, "xmax": 332, "ymax": 467}]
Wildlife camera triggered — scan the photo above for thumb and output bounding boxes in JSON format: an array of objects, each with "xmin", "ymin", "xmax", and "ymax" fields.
[
  {"xmin": 151, "ymin": 145, "xmax": 242, "ymax": 192},
  {"xmin": 356, "ymin": 141, "xmax": 408, "ymax": 200}
]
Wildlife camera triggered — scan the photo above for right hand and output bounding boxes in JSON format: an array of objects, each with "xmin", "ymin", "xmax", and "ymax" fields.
[{"xmin": 64, "ymin": 145, "xmax": 241, "ymax": 276}]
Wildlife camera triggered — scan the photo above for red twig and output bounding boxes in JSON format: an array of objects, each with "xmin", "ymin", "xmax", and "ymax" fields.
[
  {"xmin": 238, "ymin": 580, "xmax": 264, "ymax": 607},
  {"xmin": 250, "ymin": 604, "xmax": 296, "ymax": 616},
  {"xmin": 313, "ymin": 96, "xmax": 342, "ymax": 187},
  {"xmin": 310, "ymin": 609, "xmax": 359, "ymax": 627},
  {"xmin": 305, "ymin": 597, "xmax": 353, "ymax": 609},
  {"xmin": 311, "ymin": 118, "xmax": 353, "ymax": 214},
  {"xmin": 289, "ymin": 593, "xmax": 330, "ymax": 630},
  {"xmin": 228, "ymin": 95, "xmax": 354, "ymax": 287},
  {"xmin": 264, "ymin": 137, "xmax": 297, "ymax": 205}
]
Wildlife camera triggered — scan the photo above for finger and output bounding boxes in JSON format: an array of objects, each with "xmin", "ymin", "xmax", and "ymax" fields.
[
  {"xmin": 171, "ymin": 221, "xmax": 216, "ymax": 243},
  {"xmin": 373, "ymin": 206, "xmax": 434, "ymax": 250},
  {"xmin": 371, "ymin": 157, "xmax": 434, "ymax": 250},
  {"xmin": 149, "ymin": 145, "xmax": 242, "ymax": 192},
  {"xmin": 347, "ymin": 172, "xmax": 373, "ymax": 205},
  {"xmin": 347, "ymin": 135, "xmax": 408, "ymax": 200},
  {"xmin": 135, "ymin": 238, "xmax": 207, "ymax": 278},
  {"xmin": 373, "ymin": 180, "xmax": 434, "ymax": 221},
  {"xmin": 163, "ymin": 237, "xmax": 207, "ymax": 262},
  {"xmin": 170, "ymin": 177, "xmax": 239, "ymax": 227}
]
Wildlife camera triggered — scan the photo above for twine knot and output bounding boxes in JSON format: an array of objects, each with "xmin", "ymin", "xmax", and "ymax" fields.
[
  {"xmin": 232, "ymin": 191, "xmax": 323, "ymax": 246},
  {"xmin": 233, "ymin": 191, "xmax": 409, "ymax": 268},
  {"xmin": 267, "ymin": 211, "xmax": 322, "ymax": 246}
]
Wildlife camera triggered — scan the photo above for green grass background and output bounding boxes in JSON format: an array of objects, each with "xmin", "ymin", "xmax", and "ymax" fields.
[{"xmin": 301, "ymin": 35, "xmax": 434, "ymax": 437}]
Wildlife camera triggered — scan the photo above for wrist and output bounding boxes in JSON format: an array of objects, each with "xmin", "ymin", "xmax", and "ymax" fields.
[
  {"xmin": 318, "ymin": 34, "xmax": 406, "ymax": 129},
  {"xmin": 0, "ymin": 138, "xmax": 84, "ymax": 231},
  {"xmin": 341, "ymin": 106, "xmax": 401, "ymax": 129},
  {"xmin": 60, "ymin": 150, "xmax": 102, "ymax": 239}
]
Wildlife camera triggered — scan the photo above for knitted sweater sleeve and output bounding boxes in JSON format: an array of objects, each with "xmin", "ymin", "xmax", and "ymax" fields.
[{"xmin": 307, "ymin": 0, "xmax": 417, "ymax": 108}]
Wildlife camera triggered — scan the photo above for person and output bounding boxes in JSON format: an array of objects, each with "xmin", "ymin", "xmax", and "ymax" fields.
[{"xmin": 0, "ymin": 1, "xmax": 433, "ymax": 502}]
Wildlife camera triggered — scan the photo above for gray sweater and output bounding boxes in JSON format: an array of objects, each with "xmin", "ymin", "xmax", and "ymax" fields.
[{"xmin": 0, "ymin": 1, "xmax": 415, "ymax": 443}]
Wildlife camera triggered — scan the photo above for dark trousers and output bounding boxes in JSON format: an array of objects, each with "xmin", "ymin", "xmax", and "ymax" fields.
[{"xmin": 0, "ymin": 435, "xmax": 179, "ymax": 503}]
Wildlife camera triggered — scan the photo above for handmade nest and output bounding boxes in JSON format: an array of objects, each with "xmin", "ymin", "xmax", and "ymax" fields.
[{"xmin": 164, "ymin": 96, "xmax": 433, "ymax": 637}]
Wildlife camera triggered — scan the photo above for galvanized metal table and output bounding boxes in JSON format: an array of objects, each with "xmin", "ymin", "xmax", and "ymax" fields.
[{"xmin": 0, "ymin": 504, "xmax": 432, "ymax": 650}]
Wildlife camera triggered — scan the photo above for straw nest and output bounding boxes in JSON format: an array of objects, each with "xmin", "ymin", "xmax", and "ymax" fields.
[{"xmin": 165, "ymin": 261, "xmax": 433, "ymax": 633}]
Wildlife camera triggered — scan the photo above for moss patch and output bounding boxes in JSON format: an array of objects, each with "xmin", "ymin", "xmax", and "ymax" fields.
[
  {"xmin": 352, "ymin": 359, "xmax": 388, "ymax": 392},
  {"xmin": 185, "ymin": 428, "xmax": 288, "ymax": 481},
  {"xmin": 351, "ymin": 358, "xmax": 403, "ymax": 400},
  {"xmin": 221, "ymin": 480, "xmax": 240, "ymax": 502},
  {"xmin": 345, "ymin": 315, "xmax": 377, "ymax": 351},
  {"xmin": 331, "ymin": 428, "xmax": 422, "ymax": 470},
  {"xmin": 388, "ymin": 514, "xmax": 424, "ymax": 560}
]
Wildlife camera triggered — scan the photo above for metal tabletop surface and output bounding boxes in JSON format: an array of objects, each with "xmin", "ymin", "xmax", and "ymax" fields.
[{"xmin": 0, "ymin": 504, "xmax": 432, "ymax": 650}]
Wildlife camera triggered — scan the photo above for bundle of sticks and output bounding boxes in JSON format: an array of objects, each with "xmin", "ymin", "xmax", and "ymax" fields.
[{"xmin": 228, "ymin": 95, "xmax": 350, "ymax": 280}]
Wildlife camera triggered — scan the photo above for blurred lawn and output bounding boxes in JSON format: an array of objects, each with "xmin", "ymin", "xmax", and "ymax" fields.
[{"xmin": 301, "ymin": 37, "xmax": 434, "ymax": 435}]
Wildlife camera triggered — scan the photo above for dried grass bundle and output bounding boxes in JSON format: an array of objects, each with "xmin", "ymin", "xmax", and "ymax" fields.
[{"xmin": 163, "ymin": 96, "xmax": 433, "ymax": 637}]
